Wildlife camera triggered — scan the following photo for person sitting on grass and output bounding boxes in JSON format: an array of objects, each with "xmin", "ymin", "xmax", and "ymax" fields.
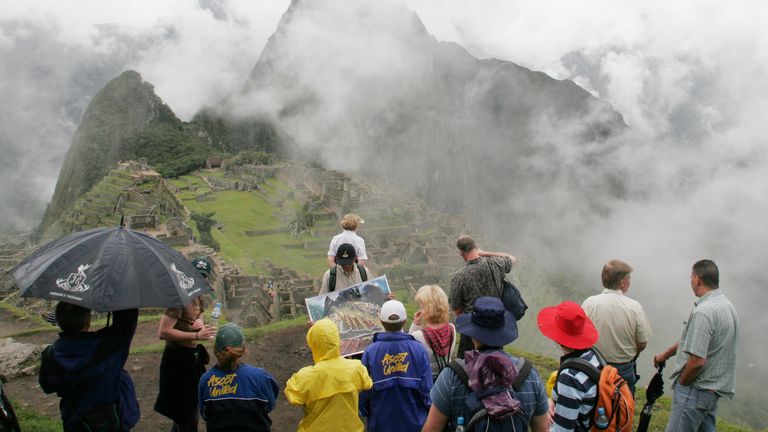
[{"xmin": 198, "ymin": 323, "xmax": 279, "ymax": 432}]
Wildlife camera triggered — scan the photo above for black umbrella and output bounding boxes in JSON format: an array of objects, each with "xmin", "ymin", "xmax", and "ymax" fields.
[
  {"xmin": 637, "ymin": 362, "xmax": 665, "ymax": 432},
  {"xmin": 10, "ymin": 226, "xmax": 212, "ymax": 312}
]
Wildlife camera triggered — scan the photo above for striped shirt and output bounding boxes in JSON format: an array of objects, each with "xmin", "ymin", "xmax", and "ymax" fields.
[
  {"xmin": 582, "ymin": 289, "xmax": 652, "ymax": 363},
  {"xmin": 552, "ymin": 349, "xmax": 600, "ymax": 432},
  {"xmin": 669, "ymin": 289, "xmax": 739, "ymax": 396},
  {"xmin": 430, "ymin": 350, "xmax": 549, "ymax": 427}
]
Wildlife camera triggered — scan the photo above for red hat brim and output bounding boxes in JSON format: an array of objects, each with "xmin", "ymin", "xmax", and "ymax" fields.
[{"xmin": 537, "ymin": 305, "xmax": 598, "ymax": 350}]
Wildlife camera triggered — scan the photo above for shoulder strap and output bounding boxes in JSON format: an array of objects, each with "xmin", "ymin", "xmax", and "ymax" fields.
[
  {"xmin": 357, "ymin": 264, "xmax": 367, "ymax": 281},
  {"xmin": 447, "ymin": 360, "xmax": 469, "ymax": 386},
  {"xmin": 329, "ymin": 266, "xmax": 337, "ymax": 292},
  {"xmin": 512, "ymin": 358, "xmax": 533, "ymax": 391},
  {"xmin": 559, "ymin": 357, "xmax": 601, "ymax": 384}
]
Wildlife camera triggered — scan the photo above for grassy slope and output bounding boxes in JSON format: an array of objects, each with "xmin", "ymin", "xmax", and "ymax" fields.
[{"xmin": 176, "ymin": 174, "xmax": 327, "ymax": 276}]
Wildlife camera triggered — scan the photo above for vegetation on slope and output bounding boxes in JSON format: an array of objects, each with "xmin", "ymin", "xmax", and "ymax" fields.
[{"xmin": 123, "ymin": 123, "xmax": 213, "ymax": 178}]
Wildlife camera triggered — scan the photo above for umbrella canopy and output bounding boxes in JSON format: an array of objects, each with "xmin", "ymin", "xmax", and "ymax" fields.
[{"xmin": 10, "ymin": 226, "xmax": 213, "ymax": 312}]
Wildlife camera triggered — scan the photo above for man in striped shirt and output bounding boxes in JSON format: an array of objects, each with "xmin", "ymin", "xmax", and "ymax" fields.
[{"xmin": 538, "ymin": 301, "xmax": 600, "ymax": 432}]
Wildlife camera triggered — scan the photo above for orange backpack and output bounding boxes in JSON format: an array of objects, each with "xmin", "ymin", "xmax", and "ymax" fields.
[{"xmin": 559, "ymin": 351, "xmax": 635, "ymax": 432}]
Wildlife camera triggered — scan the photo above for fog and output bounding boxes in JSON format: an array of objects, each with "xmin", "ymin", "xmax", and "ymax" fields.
[{"xmin": 1, "ymin": 0, "xmax": 767, "ymax": 425}]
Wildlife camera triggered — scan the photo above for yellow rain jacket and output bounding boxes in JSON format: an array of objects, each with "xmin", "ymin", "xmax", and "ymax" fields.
[{"xmin": 285, "ymin": 319, "xmax": 373, "ymax": 432}]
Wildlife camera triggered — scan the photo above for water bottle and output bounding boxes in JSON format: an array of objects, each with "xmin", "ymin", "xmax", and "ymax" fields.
[
  {"xmin": 595, "ymin": 407, "xmax": 609, "ymax": 429},
  {"xmin": 210, "ymin": 302, "xmax": 222, "ymax": 327},
  {"xmin": 455, "ymin": 416, "xmax": 465, "ymax": 432}
]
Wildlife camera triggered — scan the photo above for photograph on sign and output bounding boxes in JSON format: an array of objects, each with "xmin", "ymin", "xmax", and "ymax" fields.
[{"xmin": 305, "ymin": 275, "xmax": 391, "ymax": 357}]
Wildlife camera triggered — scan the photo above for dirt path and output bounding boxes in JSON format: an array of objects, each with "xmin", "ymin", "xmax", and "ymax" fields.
[{"xmin": 4, "ymin": 324, "xmax": 311, "ymax": 431}]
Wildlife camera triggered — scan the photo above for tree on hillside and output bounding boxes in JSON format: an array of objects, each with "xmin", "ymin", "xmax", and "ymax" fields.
[{"xmin": 190, "ymin": 211, "xmax": 220, "ymax": 250}]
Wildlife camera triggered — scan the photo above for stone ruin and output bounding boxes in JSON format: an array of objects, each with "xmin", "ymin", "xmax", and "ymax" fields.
[{"xmin": 210, "ymin": 162, "xmax": 476, "ymax": 321}]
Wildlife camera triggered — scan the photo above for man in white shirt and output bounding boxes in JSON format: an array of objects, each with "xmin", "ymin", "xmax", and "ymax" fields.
[{"xmin": 582, "ymin": 259, "xmax": 652, "ymax": 395}]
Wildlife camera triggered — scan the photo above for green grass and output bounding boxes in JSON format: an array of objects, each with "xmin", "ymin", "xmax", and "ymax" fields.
[
  {"xmin": 15, "ymin": 406, "xmax": 62, "ymax": 432},
  {"xmin": 0, "ymin": 301, "xmax": 49, "ymax": 327},
  {"xmin": 242, "ymin": 315, "xmax": 307, "ymax": 340},
  {"xmin": 180, "ymin": 185, "xmax": 326, "ymax": 276}
]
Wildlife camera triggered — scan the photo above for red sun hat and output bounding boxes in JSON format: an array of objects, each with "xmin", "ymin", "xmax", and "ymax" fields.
[{"xmin": 537, "ymin": 301, "xmax": 598, "ymax": 350}]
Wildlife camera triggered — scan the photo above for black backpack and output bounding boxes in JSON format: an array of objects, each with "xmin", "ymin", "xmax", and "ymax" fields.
[
  {"xmin": 447, "ymin": 356, "xmax": 533, "ymax": 432},
  {"xmin": 328, "ymin": 264, "xmax": 367, "ymax": 292},
  {"xmin": 0, "ymin": 382, "xmax": 20, "ymax": 432}
]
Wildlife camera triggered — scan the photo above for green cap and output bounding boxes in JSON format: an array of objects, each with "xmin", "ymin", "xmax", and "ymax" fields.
[
  {"xmin": 214, "ymin": 323, "xmax": 244, "ymax": 352},
  {"xmin": 191, "ymin": 257, "xmax": 212, "ymax": 277}
]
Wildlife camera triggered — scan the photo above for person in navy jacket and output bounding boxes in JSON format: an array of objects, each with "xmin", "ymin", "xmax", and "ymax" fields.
[
  {"xmin": 198, "ymin": 323, "xmax": 279, "ymax": 432},
  {"xmin": 39, "ymin": 302, "xmax": 139, "ymax": 432},
  {"xmin": 360, "ymin": 300, "xmax": 433, "ymax": 432}
]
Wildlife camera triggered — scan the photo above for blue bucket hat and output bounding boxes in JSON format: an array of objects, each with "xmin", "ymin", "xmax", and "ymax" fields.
[{"xmin": 456, "ymin": 296, "xmax": 518, "ymax": 347}]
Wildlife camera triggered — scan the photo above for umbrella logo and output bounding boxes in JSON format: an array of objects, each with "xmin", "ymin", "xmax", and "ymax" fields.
[
  {"xmin": 170, "ymin": 263, "xmax": 196, "ymax": 291},
  {"xmin": 55, "ymin": 264, "xmax": 92, "ymax": 292}
]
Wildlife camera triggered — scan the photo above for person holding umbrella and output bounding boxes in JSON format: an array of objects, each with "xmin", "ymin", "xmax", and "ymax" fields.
[
  {"xmin": 12, "ymin": 225, "xmax": 216, "ymax": 430},
  {"xmin": 155, "ymin": 257, "xmax": 218, "ymax": 432},
  {"xmin": 39, "ymin": 302, "xmax": 140, "ymax": 432}
]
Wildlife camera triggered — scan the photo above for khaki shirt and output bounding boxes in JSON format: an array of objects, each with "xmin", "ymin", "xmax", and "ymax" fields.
[
  {"xmin": 319, "ymin": 265, "xmax": 373, "ymax": 294},
  {"xmin": 669, "ymin": 289, "xmax": 739, "ymax": 396},
  {"xmin": 582, "ymin": 289, "xmax": 652, "ymax": 363}
]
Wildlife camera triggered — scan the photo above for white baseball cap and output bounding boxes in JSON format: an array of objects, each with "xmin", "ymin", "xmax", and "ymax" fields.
[{"xmin": 379, "ymin": 300, "xmax": 407, "ymax": 323}]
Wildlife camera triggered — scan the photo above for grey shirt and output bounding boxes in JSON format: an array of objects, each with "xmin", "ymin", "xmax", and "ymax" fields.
[
  {"xmin": 669, "ymin": 289, "xmax": 739, "ymax": 396},
  {"xmin": 449, "ymin": 256, "xmax": 512, "ymax": 312}
]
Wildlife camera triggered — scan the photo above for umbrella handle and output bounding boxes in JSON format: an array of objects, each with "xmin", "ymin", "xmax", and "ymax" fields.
[{"xmin": 119, "ymin": 215, "xmax": 125, "ymax": 227}]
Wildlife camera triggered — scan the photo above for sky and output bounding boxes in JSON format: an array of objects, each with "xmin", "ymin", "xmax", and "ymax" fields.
[{"xmin": 2, "ymin": 0, "xmax": 767, "ymax": 423}]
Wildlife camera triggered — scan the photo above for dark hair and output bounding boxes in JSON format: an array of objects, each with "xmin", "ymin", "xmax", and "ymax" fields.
[
  {"xmin": 693, "ymin": 259, "xmax": 719, "ymax": 288},
  {"xmin": 381, "ymin": 320, "xmax": 405, "ymax": 332},
  {"xmin": 456, "ymin": 235, "xmax": 477, "ymax": 253},
  {"xmin": 55, "ymin": 302, "xmax": 92, "ymax": 333}
]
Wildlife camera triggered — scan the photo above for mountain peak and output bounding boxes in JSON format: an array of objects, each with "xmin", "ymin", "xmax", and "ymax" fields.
[{"xmin": 41, "ymin": 70, "xmax": 178, "ymax": 235}]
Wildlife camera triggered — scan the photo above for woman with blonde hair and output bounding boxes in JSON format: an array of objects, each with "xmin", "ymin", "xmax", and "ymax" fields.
[
  {"xmin": 327, "ymin": 213, "xmax": 368, "ymax": 267},
  {"xmin": 409, "ymin": 285, "xmax": 457, "ymax": 379},
  {"xmin": 198, "ymin": 323, "xmax": 279, "ymax": 431}
]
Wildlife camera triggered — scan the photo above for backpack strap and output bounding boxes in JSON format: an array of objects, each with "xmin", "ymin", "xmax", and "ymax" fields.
[
  {"xmin": 447, "ymin": 360, "xmax": 469, "ymax": 387},
  {"xmin": 512, "ymin": 358, "xmax": 533, "ymax": 391},
  {"xmin": 358, "ymin": 264, "xmax": 367, "ymax": 282},
  {"xmin": 329, "ymin": 264, "xmax": 366, "ymax": 292},
  {"xmin": 329, "ymin": 266, "xmax": 337, "ymax": 292},
  {"xmin": 558, "ymin": 357, "xmax": 602, "ymax": 384}
]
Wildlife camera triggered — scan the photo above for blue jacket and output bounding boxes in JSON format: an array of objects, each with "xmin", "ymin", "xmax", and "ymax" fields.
[
  {"xmin": 39, "ymin": 309, "xmax": 139, "ymax": 431},
  {"xmin": 360, "ymin": 331, "xmax": 433, "ymax": 432},
  {"xmin": 198, "ymin": 363, "xmax": 279, "ymax": 432}
]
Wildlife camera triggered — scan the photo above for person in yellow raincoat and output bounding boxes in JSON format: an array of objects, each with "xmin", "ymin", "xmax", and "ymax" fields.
[{"xmin": 285, "ymin": 318, "xmax": 373, "ymax": 431}]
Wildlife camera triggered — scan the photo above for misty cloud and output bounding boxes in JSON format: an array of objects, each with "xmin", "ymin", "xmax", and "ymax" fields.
[{"xmin": 2, "ymin": 1, "xmax": 767, "ymax": 424}]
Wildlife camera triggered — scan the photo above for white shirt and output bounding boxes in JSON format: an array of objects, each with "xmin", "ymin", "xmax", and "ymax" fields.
[
  {"xmin": 327, "ymin": 230, "xmax": 368, "ymax": 261},
  {"xmin": 582, "ymin": 288, "xmax": 652, "ymax": 363}
]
